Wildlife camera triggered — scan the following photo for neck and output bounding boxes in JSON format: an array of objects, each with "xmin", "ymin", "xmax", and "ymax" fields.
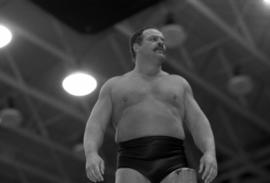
[{"xmin": 133, "ymin": 56, "xmax": 162, "ymax": 76}]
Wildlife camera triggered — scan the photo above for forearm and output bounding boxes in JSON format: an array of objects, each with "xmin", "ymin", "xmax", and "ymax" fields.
[
  {"xmin": 190, "ymin": 118, "xmax": 216, "ymax": 156},
  {"xmin": 196, "ymin": 133, "xmax": 216, "ymax": 156},
  {"xmin": 83, "ymin": 122, "xmax": 105, "ymax": 156}
]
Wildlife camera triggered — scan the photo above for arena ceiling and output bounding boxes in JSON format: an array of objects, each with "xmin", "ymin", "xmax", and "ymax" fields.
[{"xmin": 0, "ymin": 0, "xmax": 270, "ymax": 183}]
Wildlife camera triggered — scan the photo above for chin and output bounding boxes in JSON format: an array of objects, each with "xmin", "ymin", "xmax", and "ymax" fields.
[{"xmin": 158, "ymin": 54, "xmax": 166, "ymax": 60}]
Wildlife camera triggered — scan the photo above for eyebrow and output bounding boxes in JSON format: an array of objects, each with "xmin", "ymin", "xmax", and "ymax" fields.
[{"xmin": 147, "ymin": 35, "xmax": 165, "ymax": 40}]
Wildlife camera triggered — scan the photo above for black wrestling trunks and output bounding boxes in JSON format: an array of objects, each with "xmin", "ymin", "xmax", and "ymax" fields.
[{"xmin": 117, "ymin": 136, "xmax": 188, "ymax": 183}]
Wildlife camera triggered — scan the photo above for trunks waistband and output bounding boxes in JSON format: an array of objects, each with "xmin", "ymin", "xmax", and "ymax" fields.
[{"xmin": 117, "ymin": 135, "xmax": 185, "ymax": 160}]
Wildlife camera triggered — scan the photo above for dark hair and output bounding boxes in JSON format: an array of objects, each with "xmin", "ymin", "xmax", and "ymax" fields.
[{"xmin": 129, "ymin": 27, "xmax": 158, "ymax": 60}]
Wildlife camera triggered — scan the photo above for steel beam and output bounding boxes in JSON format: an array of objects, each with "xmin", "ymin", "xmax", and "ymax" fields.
[
  {"xmin": 0, "ymin": 156, "xmax": 64, "ymax": 183},
  {"xmin": 228, "ymin": 0, "xmax": 255, "ymax": 46},
  {"xmin": 108, "ymin": 34, "xmax": 130, "ymax": 72},
  {"xmin": 5, "ymin": 53, "xmax": 72, "ymax": 182},
  {"xmin": 0, "ymin": 124, "xmax": 83, "ymax": 162},
  {"xmin": 169, "ymin": 57, "xmax": 270, "ymax": 133},
  {"xmin": 186, "ymin": 0, "xmax": 270, "ymax": 69},
  {"xmin": 0, "ymin": 70, "xmax": 86, "ymax": 121},
  {"xmin": 217, "ymin": 108, "xmax": 269, "ymax": 179}
]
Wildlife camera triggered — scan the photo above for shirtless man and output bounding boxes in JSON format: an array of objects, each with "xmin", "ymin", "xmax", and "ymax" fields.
[{"xmin": 84, "ymin": 27, "xmax": 217, "ymax": 183}]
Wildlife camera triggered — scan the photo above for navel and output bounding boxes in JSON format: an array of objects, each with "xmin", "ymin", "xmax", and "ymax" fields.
[{"xmin": 122, "ymin": 96, "xmax": 128, "ymax": 103}]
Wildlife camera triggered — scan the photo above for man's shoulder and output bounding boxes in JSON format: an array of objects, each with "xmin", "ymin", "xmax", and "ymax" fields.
[
  {"xmin": 102, "ymin": 76, "xmax": 120, "ymax": 89},
  {"xmin": 168, "ymin": 74, "xmax": 189, "ymax": 85},
  {"xmin": 102, "ymin": 72, "xmax": 130, "ymax": 88}
]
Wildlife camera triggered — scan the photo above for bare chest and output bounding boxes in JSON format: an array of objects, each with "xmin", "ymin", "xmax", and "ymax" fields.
[{"xmin": 111, "ymin": 77, "xmax": 184, "ymax": 108}]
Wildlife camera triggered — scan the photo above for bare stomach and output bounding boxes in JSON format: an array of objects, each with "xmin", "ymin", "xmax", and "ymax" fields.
[{"xmin": 115, "ymin": 102, "xmax": 185, "ymax": 142}]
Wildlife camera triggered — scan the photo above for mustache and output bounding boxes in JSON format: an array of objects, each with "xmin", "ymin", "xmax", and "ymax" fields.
[{"xmin": 154, "ymin": 44, "xmax": 166, "ymax": 51}]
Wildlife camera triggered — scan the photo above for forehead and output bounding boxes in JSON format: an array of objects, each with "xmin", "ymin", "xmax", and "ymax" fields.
[{"xmin": 142, "ymin": 29, "xmax": 164, "ymax": 39}]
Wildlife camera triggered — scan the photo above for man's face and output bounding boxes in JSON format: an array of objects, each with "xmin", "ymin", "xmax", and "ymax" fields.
[{"xmin": 135, "ymin": 29, "xmax": 166, "ymax": 59}]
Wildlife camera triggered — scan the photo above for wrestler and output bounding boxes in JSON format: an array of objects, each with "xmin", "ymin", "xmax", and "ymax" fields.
[{"xmin": 84, "ymin": 27, "xmax": 217, "ymax": 183}]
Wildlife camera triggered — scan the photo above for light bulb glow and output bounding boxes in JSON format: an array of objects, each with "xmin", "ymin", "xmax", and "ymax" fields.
[
  {"xmin": 0, "ymin": 25, "xmax": 12, "ymax": 48},
  {"xmin": 264, "ymin": 0, "xmax": 270, "ymax": 4},
  {"xmin": 161, "ymin": 24, "xmax": 187, "ymax": 48},
  {"xmin": 227, "ymin": 75, "xmax": 253, "ymax": 95},
  {"xmin": 62, "ymin": 72, "xmax": 97, "ymax": 96}
]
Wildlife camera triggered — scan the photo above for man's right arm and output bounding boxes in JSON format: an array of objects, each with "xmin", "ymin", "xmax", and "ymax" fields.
[
  {"xmin": 83, "ymin": 78, "xmax": 114, "ymax": 182},
  {"xmin": 83, "ymin": 79, "xmax": 113, "ymax": 155}
]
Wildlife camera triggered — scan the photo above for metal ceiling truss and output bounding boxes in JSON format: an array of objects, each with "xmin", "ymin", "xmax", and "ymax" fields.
[
  {"xmin": 217, "ymin": 108, "xmax": 270, "ymax": 182},
  {"xmin": 107, "ymin": 34, "xmax": 131, "ymax": 72},
  {"xmin": 0, "ymin": 156, "xmax": 63, "ymax": 183},
  {"xmin": 186, "ymin": 0, "xmax": 270, "ymax": 70},
  {"xmin": 0, "ymin": 14, "xmax": 117, "ymax": 183},
  {"xmin": 0, "ymin": 0, "xmax": 269, "ymax": 182},
  {"xmin": 228, "ymin": 0, "xmax": 255, "ymax": 47},
  {"xmin": 4, "ymin": 51, "xmax": 72, "ymax": 182},
  {"xmin": 0, "ymin": 19, "xmax": 97, "ymax": 123},
  {"xmin": 178, "ymin": 1, "xmax": 270, "ymax": 182},
  {"xmin": 113, "ymin": 2, "xmax": 270, "ymax": 178},
  {"xmin": 217, "ymin": 50, "xmax": 248, "ymax": 106},
  {"xmin": 0, "ymin": 70, "xmax": 86, "ymax": 121},
  {"xmin": 0, "ymin": 124, "xmax": 84, "ymax": 183},
  {"xmin": 169, "ymin": 55, "xmax": 270, "ymax": 133},
  {"xmin": 168, "ymin": 56, "xmax": 270, "ymax": 175}
]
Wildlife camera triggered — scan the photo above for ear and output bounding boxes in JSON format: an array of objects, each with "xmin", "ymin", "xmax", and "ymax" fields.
[{"xmin": 133, "ymin": 43, "xmax": 140, "ymax": 53}]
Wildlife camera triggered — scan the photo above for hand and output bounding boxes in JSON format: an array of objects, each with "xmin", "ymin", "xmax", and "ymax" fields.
[
  {"xmin": 86, "ymin": 152, "xmax": 105, "ymax": 182},
  {"xmin": 198, "ymin": 153, "xmax": 218, "ymax": 183}
]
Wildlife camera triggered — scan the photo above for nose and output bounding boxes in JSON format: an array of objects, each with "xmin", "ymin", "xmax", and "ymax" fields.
[
  {"xmin": 158, "ymin": 41, "xmax": 166, "ymax": 50},
  {"xmin": 157, "ymin": 38, "xmax": 164, "ymax": 44}
]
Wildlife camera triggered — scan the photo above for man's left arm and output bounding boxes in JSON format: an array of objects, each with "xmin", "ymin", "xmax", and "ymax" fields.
[{"xmin": 183, "ymin": 79, "xmax": 218, "ymax": 183}]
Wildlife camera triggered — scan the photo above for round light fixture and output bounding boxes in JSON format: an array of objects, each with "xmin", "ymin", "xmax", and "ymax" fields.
[
  {"xmin": 160, "ymin": 24, "xmax": 187, "ymax": 48},
  {"xmin": 227, "ymin": 75, "xmax": 253, "ymax": 95},
  {"xmin": 62, "ymin": 72, "xmax": 97, "ymax": 96},
  {"xmin": 0, "ymin": 25, "xmax": 12, "ymax": 48},
  {"xmin": 0, "ymin": 108, "xmax": 22, "ymax": 127},
  {"xmin": 264, "ymin": 0, "xmax": 270, "ymax": 4}
]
